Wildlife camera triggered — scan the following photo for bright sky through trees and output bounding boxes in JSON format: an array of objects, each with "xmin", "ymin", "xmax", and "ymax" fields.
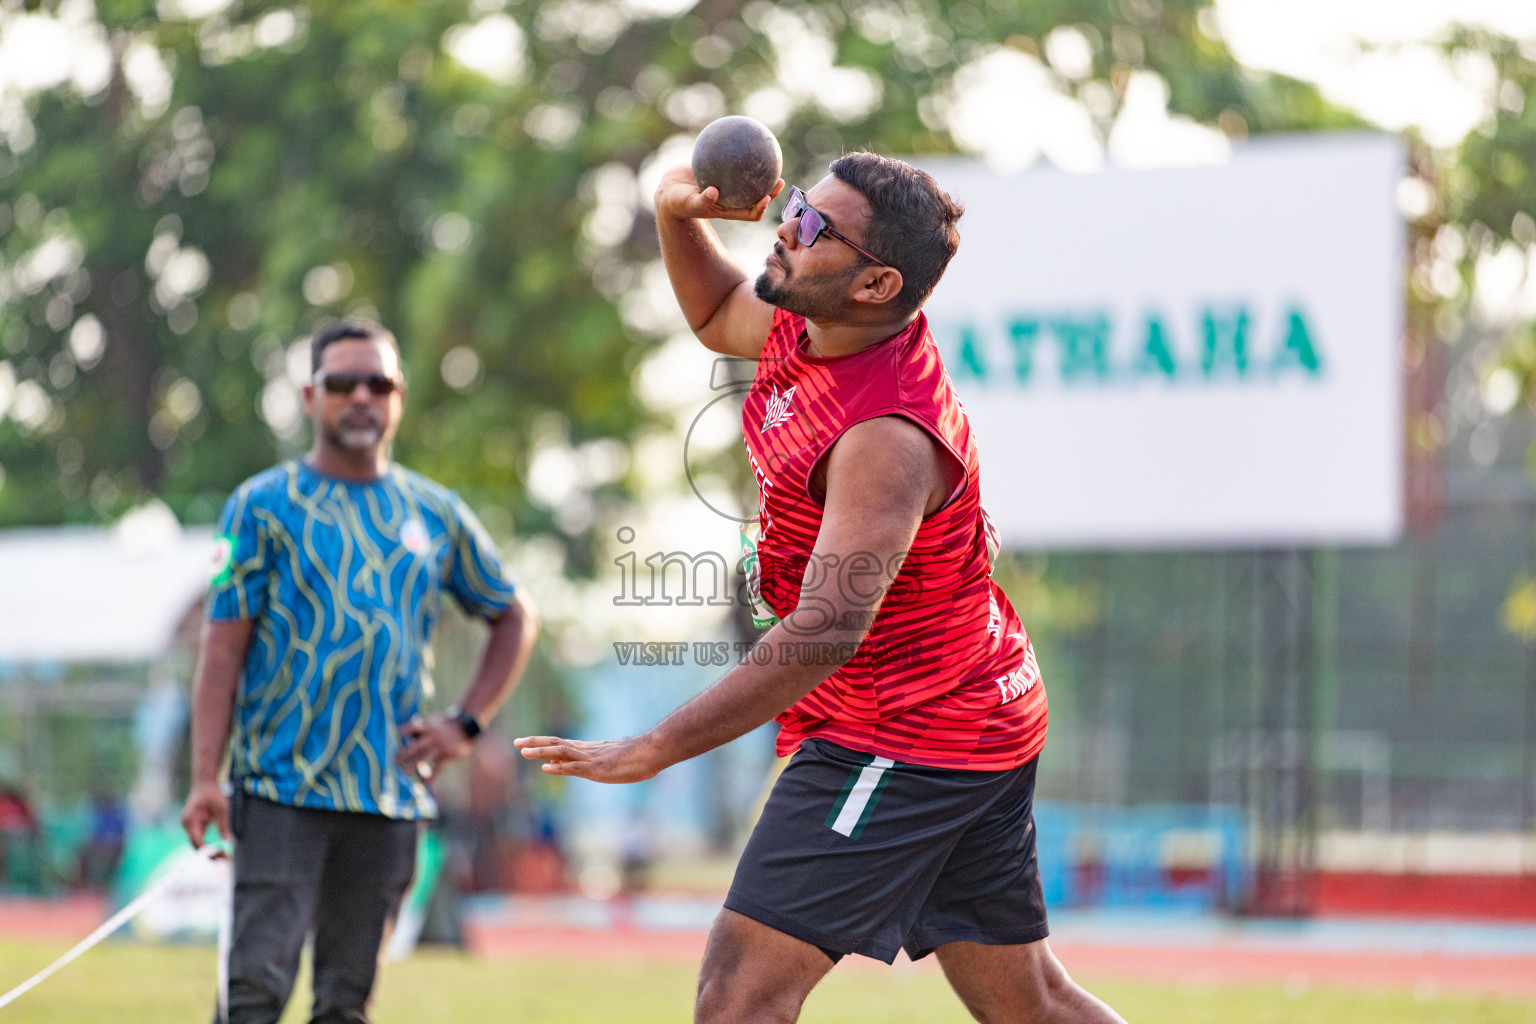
[{"xmin": 4, "ymin": 1, "xmax": 1534, "ymax": 162}]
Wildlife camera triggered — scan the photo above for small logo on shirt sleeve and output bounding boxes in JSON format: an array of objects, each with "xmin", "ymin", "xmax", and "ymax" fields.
[{"xmin": 210, "ymin": 535, "xmax": 235, "ymax": 585}]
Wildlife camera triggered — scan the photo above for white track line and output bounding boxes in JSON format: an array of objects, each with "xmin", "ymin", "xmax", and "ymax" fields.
[{"xmin": 0, "ymin": 842, "xmax": 226, "ymax": 1011}]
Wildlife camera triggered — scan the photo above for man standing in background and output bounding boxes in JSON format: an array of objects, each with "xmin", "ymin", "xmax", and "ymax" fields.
[{"xmin": 180, "ymin": 320, "xmax": 538, "ymax": 1024}]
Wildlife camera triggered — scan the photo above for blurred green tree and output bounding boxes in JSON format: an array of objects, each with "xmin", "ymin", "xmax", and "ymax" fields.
[
  {"xmin": 1429, "ymin": 30, "xmax": 1536, "ymax": 644},
  {"xmin": 0, "ymin": 0, "xmax": 1352, "ymax": 572},
  {"xmin": 1444, "ymin": 29, "xmax": 1536, "ymax": 406}
]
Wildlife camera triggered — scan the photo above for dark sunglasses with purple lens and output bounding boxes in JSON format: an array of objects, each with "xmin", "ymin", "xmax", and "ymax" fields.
[
  {"xmin": 781, "ymin": 187, "xmax": 891, "ymax": 268},
  {"xmin": 318, "ymin": 372, "xmax": 399, "ymax": 397}
]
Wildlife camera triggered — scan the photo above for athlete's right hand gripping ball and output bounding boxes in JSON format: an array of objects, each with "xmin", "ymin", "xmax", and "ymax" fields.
[{"xmin": 690, "ymin": 115, "xmax": 783, "ymax": 210}]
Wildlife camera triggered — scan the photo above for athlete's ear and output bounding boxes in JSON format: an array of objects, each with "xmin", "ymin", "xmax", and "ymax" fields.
[
  {"xmin": 301, "ymin": 382, "xmax": 317, "ymax": 418},
  {"xmin": 852, "ymin": 266, "xmax": 903, "ymax": 308}
]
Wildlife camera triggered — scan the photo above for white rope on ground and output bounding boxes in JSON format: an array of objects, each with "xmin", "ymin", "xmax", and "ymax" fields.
[
  {"xmin": 0, "ymin": 842, "xmax": 228, "ymax": 1012},
  {"xmin": 216, "ymin": 852, "xmax": 232, "ymax": 1024}
]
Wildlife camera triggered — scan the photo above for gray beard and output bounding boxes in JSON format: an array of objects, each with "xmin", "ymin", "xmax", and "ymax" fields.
[{"xmin": 328, "ymin": 424, "xmax": 383, "ymax": 449}]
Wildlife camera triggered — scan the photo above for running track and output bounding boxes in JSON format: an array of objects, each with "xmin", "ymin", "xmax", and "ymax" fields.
[
  {"xmin": 3, "ymin": 895, "xmax": 1533, "ymax": 999},
  {"xmin": 458, "ymin": 898, "xmax": 1536, "ymax": 999}
]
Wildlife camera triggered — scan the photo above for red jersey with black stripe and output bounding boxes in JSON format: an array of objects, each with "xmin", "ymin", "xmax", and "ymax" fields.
[{"xmin": 743, "ymin": 307, "xmax": 1048, "ymax": 771}]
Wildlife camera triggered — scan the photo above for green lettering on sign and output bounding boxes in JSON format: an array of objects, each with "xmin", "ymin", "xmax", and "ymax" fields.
[
  {"xmin": 1008, "ymin": 317, "xmax": 1040, "ymax": 383},
  {"xmin": 1052, "ymin": 313, "xmax": 1112, "ymax": 382},
  {"xmin": 956, "ymin": 325, "xmax": 987, "ymax": 380},
  {"xmin": 1271, "ymin": 307, "xmax": 1323, "ymax": 376},
  {"xmin": 1200, "ymin": 306, "xmax": 1250, "ymax": 378},
  {"xmin": 1135, "ymin": 314, "xmax": 1177, "ymax": 378}
]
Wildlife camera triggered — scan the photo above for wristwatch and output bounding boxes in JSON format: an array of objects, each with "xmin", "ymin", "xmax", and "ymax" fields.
[{"xmin": 451, "ymin": 709, "xmax": 483, "ymax": 740}]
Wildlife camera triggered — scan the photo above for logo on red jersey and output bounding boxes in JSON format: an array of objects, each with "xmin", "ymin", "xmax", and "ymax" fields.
[
  {"xmin": 995, "ymin": 639, "xmax": 1040, "ymax": 704},
  {"xmin": 760, "ymin": 384, "xmax": 796, "ymax": 432}
]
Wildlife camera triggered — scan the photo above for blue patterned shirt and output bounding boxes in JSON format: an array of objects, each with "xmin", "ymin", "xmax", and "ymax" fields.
[{"xmin": 208, "ymin": 460, "xmax": 518, "ymax": 819}]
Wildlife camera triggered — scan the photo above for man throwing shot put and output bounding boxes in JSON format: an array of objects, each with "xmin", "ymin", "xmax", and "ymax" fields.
[
  {"xmin": 182, "ymin": 320, "xmax": 538, "ymax": 1024},
  {"xmin": 516, "ymin": 154, "xmax": 1123, "ymax": 1024}
]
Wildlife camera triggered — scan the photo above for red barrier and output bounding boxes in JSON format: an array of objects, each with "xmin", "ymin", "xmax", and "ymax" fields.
[{"xmin": 1316, "ymin": 872, "xmax": 1536, "ymax": 920}]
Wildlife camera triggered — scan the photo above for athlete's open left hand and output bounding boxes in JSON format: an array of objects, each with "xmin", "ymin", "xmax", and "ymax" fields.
[{"xmin": 513, "ymin": 734, "xmax": 661, "ymax": 784}]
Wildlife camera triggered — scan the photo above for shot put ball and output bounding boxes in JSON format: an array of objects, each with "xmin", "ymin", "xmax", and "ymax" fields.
[{"xmin": 691, "ymin": 116, "xmax": 783, "ymax": 210}]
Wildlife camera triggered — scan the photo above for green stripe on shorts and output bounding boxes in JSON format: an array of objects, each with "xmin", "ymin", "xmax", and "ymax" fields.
[{"xmin": 826, "ymin": 755, "xmax": 895, "ymax": 839}]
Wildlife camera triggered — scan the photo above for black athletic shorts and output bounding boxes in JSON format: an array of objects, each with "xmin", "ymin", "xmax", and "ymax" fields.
[{"xmin": 724, "ymin": 738, "xmax": 1049, "ymax": 964}]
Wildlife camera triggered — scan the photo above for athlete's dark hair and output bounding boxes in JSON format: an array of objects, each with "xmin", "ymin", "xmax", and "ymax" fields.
[
  {"xmin": 828, "ymin": 152, "xmax": 964, "ymax": 318},
  {"xmin": 309, "ymin": 319, "xmax": 401, "ymax": 374}
]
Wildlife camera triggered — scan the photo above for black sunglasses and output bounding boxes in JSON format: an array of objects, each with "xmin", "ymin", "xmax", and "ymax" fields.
[
  {"xmin": 317, "ymin": 372, "xmax": 400, "ymax": 397},
  {"xmin": 782, "ymin": 186, "xmax": 891, "ymax": 268}
]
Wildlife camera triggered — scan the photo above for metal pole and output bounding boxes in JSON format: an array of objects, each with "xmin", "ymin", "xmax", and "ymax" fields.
[{"xmin": 1243, "ymin": 548, "xmax": 1317, "ymax": 916}]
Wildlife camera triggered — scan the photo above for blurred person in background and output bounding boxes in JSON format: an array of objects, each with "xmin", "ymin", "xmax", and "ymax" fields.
[
  {"xmin": 75, "ymin": 787, "xmax": 128, "ymax": 890},
  {"xmin": 179, "ymin": 320, "xmax": 539, "ymax": 1024},
  {"xmin": 518, "ymin": 154, "xmax": 1124, "ymax": 1024},
  {"xmin": 0, "ymin": 781, "xmax": 40, "ymax": 892},
  {"xmin": 436, "ymin": 730, "xmax": 520, "ymax": 894}
]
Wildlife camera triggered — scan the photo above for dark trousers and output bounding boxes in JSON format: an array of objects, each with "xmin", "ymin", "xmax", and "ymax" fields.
[{"xmin": 218, "ymin": 793, "xmax": 418, "ymax": 1024}]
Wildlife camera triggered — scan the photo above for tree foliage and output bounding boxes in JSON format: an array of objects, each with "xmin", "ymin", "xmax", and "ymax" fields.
[
  {"xmin": 1439, "ymin": 29, "xmax": 1536, "ymax": 411},
  {"xmin": 0, "ymin": 0, "xmax": 1354, "ymax": 569}
]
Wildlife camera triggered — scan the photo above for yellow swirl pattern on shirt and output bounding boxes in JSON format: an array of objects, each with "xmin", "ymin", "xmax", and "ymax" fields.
[{"xmin": 212, "ymin": 462, "xmax": 516, "ymax": 819}]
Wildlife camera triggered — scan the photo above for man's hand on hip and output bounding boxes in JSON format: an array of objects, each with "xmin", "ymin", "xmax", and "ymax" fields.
[
  {"xmin": 397, "ymin": 715, "xmax": 474, "ymax": 778},
  {"xmin": 180, "ymin": 780, "xmax": 230, "ymax": 850}
]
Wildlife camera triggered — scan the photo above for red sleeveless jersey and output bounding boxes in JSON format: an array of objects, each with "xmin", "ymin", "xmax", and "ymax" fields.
[{"xmin": 742, "ymin": 308, "xmax": 1048, "ymax": 770}]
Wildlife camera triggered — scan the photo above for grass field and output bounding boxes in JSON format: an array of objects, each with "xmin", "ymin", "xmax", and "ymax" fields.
[{"xmin": 3, "ymin": 939, "xmax": 1535, "ymax": 1023}]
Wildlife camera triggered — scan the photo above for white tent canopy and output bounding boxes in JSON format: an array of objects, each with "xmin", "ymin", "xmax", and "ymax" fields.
[{"xmin": 0, "ymin": 504, "xmax": 215, "ymax": 664}]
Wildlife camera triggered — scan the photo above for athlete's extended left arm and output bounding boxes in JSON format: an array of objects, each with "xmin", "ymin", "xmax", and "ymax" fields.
[{"xmin": 515, "ymin": 417, "xmax": 949, "ymax": 782}]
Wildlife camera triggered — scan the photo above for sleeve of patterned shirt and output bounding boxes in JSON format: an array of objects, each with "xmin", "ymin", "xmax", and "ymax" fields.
[
  {"xmin": 208, "ymin": 482, "xmax": 269, "ymax": 622},
  {"xmin": 443, "ymin": 494, "xmax": 518, "ymax": 620}
]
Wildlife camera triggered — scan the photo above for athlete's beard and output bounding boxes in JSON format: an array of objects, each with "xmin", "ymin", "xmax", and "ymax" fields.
[{"xmin": 754, "ymin": 243, "xmax": 862, "ymax": 321}]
